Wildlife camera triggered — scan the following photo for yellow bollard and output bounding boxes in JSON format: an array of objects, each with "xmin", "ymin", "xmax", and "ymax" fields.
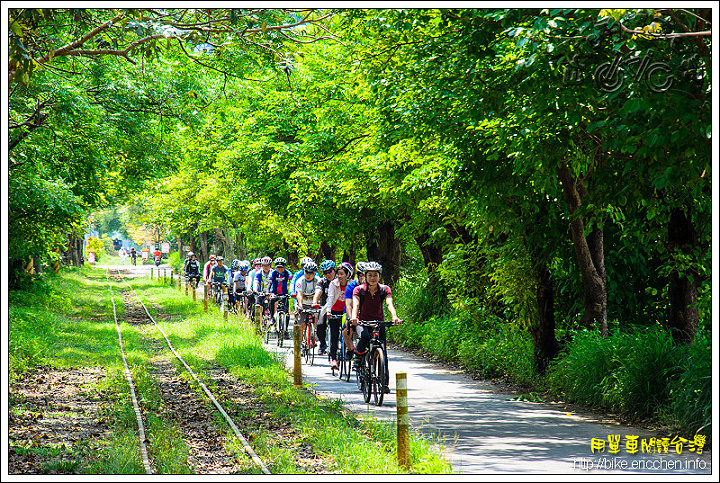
[
  {"xmin": 193, "ymin": 282, "xmax": 197, "ymax": 302},
  {"xmin": 185, "ymin": 277, "xmax": 189, "ymax": 296},
  {"xmin": 294, "ymin": 325, "xmax": 302, "ymax": 387},
  {"xmin": 150, "ymin": 267, "xmax": 154, "ymax": 279},
  {"xmin": 396, "ymin": 372, "xmax": 411, "ymax": 470},
  {"xmin": 254, "ymin": 304, "xmax": 262, "ymax": 336},
  {"xmin": 170, "ymin": 270, "xmax": 174, "ymax": 287},
  {"xmin": 178, "ymin": 274, "xmax": 182, "ymax": 292},
  {"xmin": 203, "ymin": 283, "xmax": 208, "ymax": 312}
]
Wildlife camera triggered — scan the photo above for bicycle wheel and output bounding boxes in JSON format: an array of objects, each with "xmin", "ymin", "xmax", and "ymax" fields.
[
  {"xmin": 362, "ymin": 354, "xmax": 372, "ymax": 403},
  {"xmin": 304, "ymin": 325, "xmax": 312, "ymax": 364},
  {"xmin": 343, "ymin": 348, "xmax": 352, "ymax": 382},
  {"xmin": 309, "ymin": 329, "xmax": 315, "ymax": 366},
  {"xmin": 276, "ymin": 313, "xmax": 284, "ymax": 347},
  {"xmin": 372, "ymin": 349, "xmax": 386, "ymax": 406},
  {"xmin": 264, "ymin": 315, "xmax": 271, "ymax": 344},
  {"xmin": 338, "ymin": 337, "xmax": 345, "ymax": 380}
]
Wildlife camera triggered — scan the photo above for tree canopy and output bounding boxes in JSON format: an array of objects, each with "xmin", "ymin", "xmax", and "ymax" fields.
[{"xmin": 7, "ymin": 7, "xmax": 712, "ymax": 357}]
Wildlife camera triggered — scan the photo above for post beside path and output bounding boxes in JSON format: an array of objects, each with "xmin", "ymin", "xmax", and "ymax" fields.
[
  {"xmin": 396, "ymin": 372, "xmax": 411, "ymax": 470},
  {"xmin": 293, "ymin": 325, "xmax": 302, "ymax": 387}
]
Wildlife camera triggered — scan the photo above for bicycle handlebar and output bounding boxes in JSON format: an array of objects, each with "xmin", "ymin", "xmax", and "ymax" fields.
[
  {"xmin": 355, "ymin": 320, "xmax": 402, "ymax": 327},
  {"xmin": 297, "ymin": 307, "xmax": 320, "ymax": 314}
]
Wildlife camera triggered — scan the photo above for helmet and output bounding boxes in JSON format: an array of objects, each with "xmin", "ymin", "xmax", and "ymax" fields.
[
  {"xmin": 209, "ymin": 254, "xmax": 217, "ymax": 260},
  {"xmin": 188, "ymin": 251, "xmax": 194, "ymax": 257},
  {"xmin": 320, "ymin": 260, "xmax": 336, "ymax": 271},
  {"xmin": 274, "ymin": 257, "xmax": 287, "ymax": 267},
  {"xmin": 356, "ymin": 261, "xmax": 367, "ymax": 274},
  {"xmin": 231, "ymin": 259, "xmax": 240, "ymax": 269},
  {"xmin": 253, "ymin": 258, "xmax": 261, "ymax": 265},
  {"xmin": 300, "ymin": 257, "xmax": 313, "ymax": 268},
  {"xmin": 261, "ymin": 256, "xmax": 272, "ymax": 265},
  {"xmin": 216, "ymin": 255, "xmax": 224, "ymax": 261},
  {"xmin": 364, "ymin": 261, "xmax": 382, "ymax": 273},
  {"xmin": 239, "ymin": 261, "xmax": 250, "ymax": 271},
  {"xmin": 304, "ymin": 261, "xmax": 318, "ymax": 273},
  {"xmin": 339, "ymin": 262, "xmax": 354, "ymax": 278}
]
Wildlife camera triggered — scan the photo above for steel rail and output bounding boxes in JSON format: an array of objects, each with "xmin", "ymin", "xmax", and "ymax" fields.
[
  {"xmin": 106, "ymin": 270, "xmax": 154, "ymax": 474},
  {"xmin": 115, "ymin": 268, "xmax": 271, "ymax": 475}
]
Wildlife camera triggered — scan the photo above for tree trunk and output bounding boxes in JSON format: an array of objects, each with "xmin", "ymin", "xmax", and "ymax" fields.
[
  {"xmin": 319, "ymin": 241, "xmax": 336, "ymax": 262},
  {"xmin": 283, "ymin": 239, "xmax": 298, "ymax": 267},
  {"xmin": 531, "ymin": 262, "xmax": 558, "ymax": 375},
  {"xmin": 235, "ymin": 231, "xmax": 247, "ymax": 260},
  {"xmin": 341, "ymin": 248, "xmax": 356, "ymax": 267},
  {"xmin": 65, "ymin": 233, "xmax": 84, "ymax": 267},
  {"xmin": 556, "ymin": 162, "xmax": 608, "ymax": 335},
  {"xmin": 666, "ymin": 208, "xmax": 699, "ymax": 344},
  {"xmin": 415, "ymin": 233, "xmax": 443, "ymax": 269},
  {"xmin": 366, "ymin": 221, "xmax": 402, "ymax": 286},
  {"xmin": 198, "ymin": 230, "xmax": 209, "ymax": 262}
]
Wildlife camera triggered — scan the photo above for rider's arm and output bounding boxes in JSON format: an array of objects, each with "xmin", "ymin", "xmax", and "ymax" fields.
[
  {"xmin": 351, "ymin": 292, "xmax": 361, "ymax": 323},
  {"xmin": 324, "ymin": 282, "xmax": 336, "ymax": 314},
  {"xmin": 312, "ymin": 283, "xmax": 322, "ymax": 305},
  {"xmin": 253, "ymin": 271, "xmax": 261, "ymax": 293},
  {"xmin": 385, "ymin": 294, "xmax": 401, "ymax": 323}
]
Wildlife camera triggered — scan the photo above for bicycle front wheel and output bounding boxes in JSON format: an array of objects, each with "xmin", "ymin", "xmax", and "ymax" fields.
[
  {"xmin": 276, "ymin": 314, "xmax": 284, "ymax": 347},
  {"xmin": 362, "ymin": 354, "xmax": 372, "ymax": 403},
  {"xmin": 372, "ymin": 349, "xmax": 386, "ymax": 406}
]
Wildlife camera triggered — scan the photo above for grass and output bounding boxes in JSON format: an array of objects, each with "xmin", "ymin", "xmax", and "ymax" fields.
[{"xmin": 8, "ymin": 267, "xmax": 452, "ymax": 474}]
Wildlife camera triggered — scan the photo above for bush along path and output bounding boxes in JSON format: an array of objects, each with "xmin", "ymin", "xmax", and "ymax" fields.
[{"xmin": 7, "ymin": 266, "xmax": 450, "ymax": 474}]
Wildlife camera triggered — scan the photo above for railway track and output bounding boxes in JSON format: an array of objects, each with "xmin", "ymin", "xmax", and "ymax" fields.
[{"xmin": 106, "ymin": 268, "xmax": 270, "ymax": 475}]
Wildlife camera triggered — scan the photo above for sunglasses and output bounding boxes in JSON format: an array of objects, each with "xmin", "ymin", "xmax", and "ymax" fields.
[{"xmin": 323, "ymin": 269, "xmax": 335, "ymax": 274}]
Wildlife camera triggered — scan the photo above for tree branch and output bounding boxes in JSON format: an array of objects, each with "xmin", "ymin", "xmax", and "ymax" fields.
[{"xmin": 310, "ymin": 134, "xmax": 369, "ymax": 164}]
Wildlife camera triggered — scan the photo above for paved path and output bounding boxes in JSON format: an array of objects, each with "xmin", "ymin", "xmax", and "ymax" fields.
[
  {"xmin": 101, "ymin": 265, "xmax": 713, "ymax": 475},
  {"xmin": 265, "ymin": 333, "xmax": 713, "ymax": 475}
]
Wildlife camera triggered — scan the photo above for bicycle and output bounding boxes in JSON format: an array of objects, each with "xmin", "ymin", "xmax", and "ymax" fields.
[
  {"xmin": 210, "ymin": 281, "xmax": 227, "ymax": 308},
  {"xmin": 296, "ymin": 307, "xmax": 320, "ymax": 366},
  {"xmin": 254, "ymin": 293, "xmax": 274, "ymax": 343},
  {"xmin": 272, "ymin": 295, "xmax": 291, "ymax": 347},
  {"xmin": 354, "ymin": 320, "xmax": 400, "ymax": 406}
]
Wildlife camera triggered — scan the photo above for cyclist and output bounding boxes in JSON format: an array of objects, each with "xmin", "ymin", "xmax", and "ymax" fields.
[
  {"xmin": 253, "ymin": 256, "xmax": 274, "ymax": 314},
  {"xmin": 184, "ymin": 252, "xmax": 202, "ymax": 287},
  {"xmin": 312, "ymin": 260, "xmax": 336, "ymax": 355},
  {"xmin": 209, "ymin": 256, "xmax": 229, "ymax": 301},
  {"xmin": 232, "ymin": 260, "xmax": 250, "ymax": 313},
  {"xmin": 130, "ymin": 247, "xmax": 137, "ymax": 265},
  {"xmin": 245, "ymin": 258, "xmax": 262, "ymax": 312},
  {"xmin": 289, "ymin": 257, "xmax": 314, "ymax": 313},
  {"xmin": 350, "ymin": 261, "xmax": 401, "ymax": 392},
  {"xmin": 269, "ymin": 257, "xmax": 292, "ymax": 318},
  {"xmin": 294, "ymin": 261, "xmax": 320, "ymax": 348},
  {"xmin": 227, "ymin": 259, "xmax": 241, "ymax": 310},
  {"xmin": 322, "ymin": 262, "xmax": 353, "ymax": 371},
  {"xmin": 203, "ymin": 254, "xmax": 217, "ymax": 285},
  {"xmin": 342, "ymin": 261, "xmax": 367, "ymax": 358}
]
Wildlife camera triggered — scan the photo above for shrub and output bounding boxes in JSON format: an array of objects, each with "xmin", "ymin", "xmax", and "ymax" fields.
[
  {"xmin": 548, "ymin": 325, "xmax": 697, "ymax": 421},
  {"xmin": 169, "ymin": 252, "xmax": 182, "ymax": 273},
  {"xmin": 667, "ymin": 330, "xmax": 712, "ymax": 440}
]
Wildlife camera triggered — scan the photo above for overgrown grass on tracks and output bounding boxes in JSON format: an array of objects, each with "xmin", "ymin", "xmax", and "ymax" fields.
[{"xmin": 9, "ymin": 267, "xmax": 452, "ymax": 474}]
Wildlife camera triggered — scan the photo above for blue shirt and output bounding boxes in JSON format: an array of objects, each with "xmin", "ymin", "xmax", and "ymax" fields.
[
  {"xmin": 345, "ymin": 279, "xmax": 359, "ymax": 300},
  {"xmin": 269, "ymin": 269, "xmax": 293, "ymax": 295}
]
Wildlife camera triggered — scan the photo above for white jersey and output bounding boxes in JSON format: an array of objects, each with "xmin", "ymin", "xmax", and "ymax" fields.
[{"xmin": 295, "ymin": 275, "xmax": 320, "ymax": 307}]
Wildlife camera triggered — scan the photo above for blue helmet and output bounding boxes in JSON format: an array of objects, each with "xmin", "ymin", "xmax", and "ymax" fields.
[{"xmin": 320, "ymin": 259, "xmax": 336, "ymax": 272}]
